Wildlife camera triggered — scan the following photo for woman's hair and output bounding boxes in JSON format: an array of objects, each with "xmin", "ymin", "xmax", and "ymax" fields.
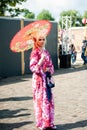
[{"xmin": 32, "ymin": 35, "xmax": 46, "ymax": 50}]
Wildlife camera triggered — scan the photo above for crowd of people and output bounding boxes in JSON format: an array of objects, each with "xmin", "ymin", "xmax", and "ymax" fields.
[
  {"xmin": 58, "ymin": 40, "xmax": 77, "ymax": 65},
  {"xmin": 58, "ymin": 36, "xmax": 87, "ymax": 66}
]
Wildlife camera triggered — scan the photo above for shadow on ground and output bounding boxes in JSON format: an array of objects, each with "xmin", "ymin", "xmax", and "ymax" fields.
[
  {"xmin": 0, "ymin": 108, "xmax": 33, "ymax": 130},
  {"xmin": 0, "ymin": 74, "xmax": 32, "ymax": 86},
  {"xmin": 57, "ymin": 119, "xmax": 87, "ymax": 130},
  {"xmin": 0, "ymin": 64, "xmax": 87, "ymax": 86},
  {"xmin": 0, "ymin": 108, "xmax": 30, "ymax": 119},
  {"xmin": 54, "ymin": 64, "xmax": 87, "ymax": 76},
  {"xmin": 0, "ymin": 121, "xmax": 33, "ymax": 130},
  {"xmin": 0, "ymin": 96, "xmax": 33, "ymax": 102}
]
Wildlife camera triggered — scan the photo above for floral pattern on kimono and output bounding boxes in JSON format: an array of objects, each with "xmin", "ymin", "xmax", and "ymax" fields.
[{"xmin": 30, "ymin": 48, "xmax": 55, "ymax": 129}]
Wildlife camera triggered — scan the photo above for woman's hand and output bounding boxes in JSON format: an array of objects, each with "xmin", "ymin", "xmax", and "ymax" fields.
[
  {"xmin": 43, "ymin": 67, "xmax": 50, "ymax": 72},
  {"xmin": 45, "ymin": 67, "xmax": 50, "ymax": 72},
  {"xmin": 38, "ymin": 53, "xmax": 46, "ymax": 66},
  {"xmin": 41, "ymin": 53, "xmax": 46, "ymax": 60}
]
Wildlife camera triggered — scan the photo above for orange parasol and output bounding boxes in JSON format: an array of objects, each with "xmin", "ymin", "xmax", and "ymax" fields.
[{"xmin": 10, "ymin": 20, "xmax": 52, "ymax": 52}]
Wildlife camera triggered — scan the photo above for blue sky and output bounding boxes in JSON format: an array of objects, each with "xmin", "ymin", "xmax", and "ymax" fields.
[{"xmin": 18, "ymin": 0, "xmax": 87, "ymax": 21}]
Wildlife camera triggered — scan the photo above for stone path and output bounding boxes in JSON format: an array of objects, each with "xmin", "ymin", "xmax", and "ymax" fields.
[{"xmin": 0, "ymin": 53, "xmax": 87, "ymax": 130}]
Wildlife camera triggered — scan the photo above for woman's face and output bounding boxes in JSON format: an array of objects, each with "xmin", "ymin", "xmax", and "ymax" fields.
[{"xmin": 37, "ymin": 36, "xmax": 46, "ymax": 48}]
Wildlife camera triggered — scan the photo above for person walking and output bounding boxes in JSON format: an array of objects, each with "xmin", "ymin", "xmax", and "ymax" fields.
[
  {"xmin": 81, "ymin": 36, "xmax": 87, "ymax": 65},
  {"xmin": 70, "ymin": 43, "xmax": 77, "ymax": 64},
  {"xmin": 29, "ymin": 34, "xmax": 57, "ymax": 130}
]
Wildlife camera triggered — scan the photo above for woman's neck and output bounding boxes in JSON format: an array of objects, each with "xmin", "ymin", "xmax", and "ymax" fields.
[{"xmin": 38, "ymin": 46, "xmax": 45, "ymax": 50}]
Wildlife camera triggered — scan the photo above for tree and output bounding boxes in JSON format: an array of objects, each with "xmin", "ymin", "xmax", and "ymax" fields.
[
  {"xmin": 83, "ymin": 11, "xmax": 87, "ymax": 18},
  {"xmin": 81, "ymin": 11, "xmax": 87, "ymax": 26},
  {"xmin": 23, "ymin": 9, "xmax": 35, "ymax": 19},
  {"xmin": 0, "ymin": 0, "xmax": 27, "ymax": 16},
  {"xmin": 36, "ymin": 9, "xmax": 55, "ymax": 21},
  {"xmin": 59, "ymin": 10, "xmax": 82, "ymax": 28}
]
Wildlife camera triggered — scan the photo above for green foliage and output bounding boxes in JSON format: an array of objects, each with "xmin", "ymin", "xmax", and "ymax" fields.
[
  {"xmin": 1, "ymin": 0, "xmax": 87, "ymax": 27},
  {"xmin": 7, "ymin": 8, "xmax": 22, "ymax": 17},
  {"xmin": 59, "ymin": 10, "xmax": 83, "ymax": 28},
  {"xmin": 0, "ymin": 0, "xmax": 35, "ymax": 18},
  {"xmin": 0, "ymin": 0, "xmax": 27, "ymax": 16},
  {"xmin": 83, "ymin": 11, "xmax": 87, "ymax": 18},
  {"xmin": 36, "ymin": 9, "xmax": 55, "ymax": 21},
  {"xmin": 23, "ymin": 9, "xmax": 35, "ymax": 19}
]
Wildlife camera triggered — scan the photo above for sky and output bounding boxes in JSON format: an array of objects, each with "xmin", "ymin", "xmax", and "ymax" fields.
[{"xmin": 18, "ymin": 0, "xmax": 87, "ymax": 21}]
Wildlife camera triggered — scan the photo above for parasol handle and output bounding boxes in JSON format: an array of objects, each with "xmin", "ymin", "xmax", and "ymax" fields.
[{"xmin": 20, "ymin": 19, "xmax": 25, "ymax": 75}]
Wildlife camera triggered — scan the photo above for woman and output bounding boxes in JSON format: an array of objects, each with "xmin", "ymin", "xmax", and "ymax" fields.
[
  {"xmin": 30, "ymin": 35, "xmax": 57, "ymax": 130},
  {"xmin": 70, "ymin": 44, "xmax": 77, "ymax": 64}
]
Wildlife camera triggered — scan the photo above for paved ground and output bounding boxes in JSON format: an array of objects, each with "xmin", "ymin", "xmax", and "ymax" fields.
[{"xmin": 0, "ymin": 53, "xmax": 87, "ymax": 130}]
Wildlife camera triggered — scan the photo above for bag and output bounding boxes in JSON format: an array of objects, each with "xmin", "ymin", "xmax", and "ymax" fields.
[
  {"xmin": 47, "ymin": 76, "xmax": 55, "ymax": 88},
  {"xmin": 45, "ymin": 72, "xmax": 55, "ymax": 88}
]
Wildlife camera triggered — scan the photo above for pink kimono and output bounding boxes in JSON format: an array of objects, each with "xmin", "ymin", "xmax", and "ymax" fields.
[{"xmin": 30, "ymin": 48, "xmax": 55, "ymax": 129}]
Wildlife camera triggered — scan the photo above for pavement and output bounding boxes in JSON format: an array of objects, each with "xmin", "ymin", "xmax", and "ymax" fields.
[{"xmin": 0, "ymin": 53, "xmax": 87, "ymax": 130}]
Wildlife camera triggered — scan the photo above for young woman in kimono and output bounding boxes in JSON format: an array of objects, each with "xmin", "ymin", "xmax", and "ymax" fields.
[{"xmin": 30, "ymin": 35, "xmax": 57, "ymax": 130}]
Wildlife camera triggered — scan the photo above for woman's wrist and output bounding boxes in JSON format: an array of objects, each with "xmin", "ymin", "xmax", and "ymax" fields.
[{"xmin": 38, "ymin": 59, "xmax": 43, "ymax": 66}]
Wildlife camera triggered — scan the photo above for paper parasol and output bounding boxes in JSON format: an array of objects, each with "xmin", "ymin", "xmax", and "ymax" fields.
[{"xmin": 10, "ymin": 20, "xmax": 52, "ymax": 52}]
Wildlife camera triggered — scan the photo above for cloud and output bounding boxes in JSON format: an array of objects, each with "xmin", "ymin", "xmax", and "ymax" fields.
[{"xmin": 18, "ymin": 0, "xmax": 87, "ymax": 20}]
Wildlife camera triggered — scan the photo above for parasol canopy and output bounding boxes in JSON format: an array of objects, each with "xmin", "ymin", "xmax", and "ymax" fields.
[{"xmin": 10, "ymin": 20, "xmax": 52, "ymax": 52}]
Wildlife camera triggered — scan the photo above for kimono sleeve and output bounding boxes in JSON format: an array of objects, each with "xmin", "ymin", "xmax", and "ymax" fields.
[
  {"xmin": 29, "ymin": 50, "xmax": 42, "ymax": 74},
  {"xmin": 46, "ymin": 51, "xmax": 54, "ymax": 75},
  {"xmin": 48, "ymin": 57, "xmax": 54, "ymax": 75}
]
